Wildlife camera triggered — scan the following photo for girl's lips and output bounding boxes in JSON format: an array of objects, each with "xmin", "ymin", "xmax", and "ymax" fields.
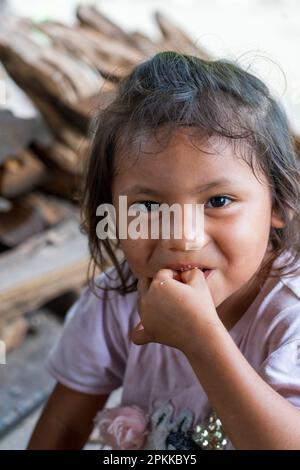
[
  {"xmin": 169, "ymin": 263, "xmax": 212, "ymax": 272},
  {"xmin": 171, "ymin": 266, "xmax": 214, "ymax": 280}
]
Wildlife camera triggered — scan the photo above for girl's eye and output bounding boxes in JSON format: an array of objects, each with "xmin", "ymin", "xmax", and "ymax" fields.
[
  {"xmin": 129, "ymin": 197, "xmax": 233, "ymax": 212},
  {"xmin": 205, "ymin": 196, "xmax": 233, "ymax": 209},
  {"xmin": 129, "ymin": 201, "xmax": 160, "ymax": 213}
]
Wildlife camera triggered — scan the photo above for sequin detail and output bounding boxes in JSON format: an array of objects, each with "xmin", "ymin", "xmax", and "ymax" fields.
[
  {"xmin": 191, "ymin": 411, "xmax": 227, "ymax": 450},
  {"xmin": 144, "ymin": 402, "xmax": 227, "ymax": 450}
]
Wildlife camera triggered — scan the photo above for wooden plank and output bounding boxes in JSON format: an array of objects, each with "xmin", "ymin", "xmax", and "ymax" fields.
[{"xmin": 0, "ymin": 217, "xmax": 90, "ymax": 322}]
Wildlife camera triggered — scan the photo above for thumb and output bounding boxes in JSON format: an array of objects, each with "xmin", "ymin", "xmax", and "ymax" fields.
[
  {"xmin": 131, "ymin": 322, "xmax": 154, "ymax": 345},
  {"xmin": 180, "ymin": 267, "xmax": 203, "ymax": 286}
]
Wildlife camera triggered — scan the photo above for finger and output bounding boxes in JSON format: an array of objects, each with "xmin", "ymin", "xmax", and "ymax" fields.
[
  {"xmin": 153, "ymin": 268, "xmax": 176, "ymax": 283},
  {"xmin": 131, "ymin": 322, "xmax": 154, "ymax": 345},
  {"xmin": 180, "ymin": 267, "xmax": 204, "ymax": 286}
]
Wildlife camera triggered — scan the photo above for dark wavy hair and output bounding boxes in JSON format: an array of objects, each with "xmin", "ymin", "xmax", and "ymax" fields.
[{"xmin": 80, "ymin": 51, "xmax": 300, "ymax": 295}]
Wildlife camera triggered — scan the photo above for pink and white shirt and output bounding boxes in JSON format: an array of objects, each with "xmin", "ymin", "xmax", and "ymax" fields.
[{"xmin": 47, "ymin": 251, "xmax": 300, "ymax": 449}]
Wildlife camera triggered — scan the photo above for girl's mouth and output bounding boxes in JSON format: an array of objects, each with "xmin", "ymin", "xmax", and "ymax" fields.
[
  {"xmin": 199, "ymin": 268, "xmax": 213, "ymax": 279},
  {"xmin": 171, "ymin": 265, "xmax": 214, "ymax": 280}
]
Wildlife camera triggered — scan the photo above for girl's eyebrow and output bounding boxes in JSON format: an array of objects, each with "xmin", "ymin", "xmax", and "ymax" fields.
[{"xmin": 123, "ymin": 178, "xmax": 233, "ymax": 196}]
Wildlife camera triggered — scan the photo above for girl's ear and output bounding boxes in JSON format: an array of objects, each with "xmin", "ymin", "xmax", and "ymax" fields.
[{"xmin": 271, "ymin": 208, "xmax": 293, "ymax": 228}]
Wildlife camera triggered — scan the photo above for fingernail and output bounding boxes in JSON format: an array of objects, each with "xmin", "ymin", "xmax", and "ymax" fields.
[{"xmin": 137, "ymin": 323, "xmax": 144, "ymax": 331}]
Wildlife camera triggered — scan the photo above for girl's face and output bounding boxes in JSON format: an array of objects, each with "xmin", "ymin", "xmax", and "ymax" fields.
[{"xmin": 112, "ymin": 128, "xmax": 284, "ymax": 323}]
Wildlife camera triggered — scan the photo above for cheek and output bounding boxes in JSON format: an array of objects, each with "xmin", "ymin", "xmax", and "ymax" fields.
[
  {"xmin": 214, "ymin": 205, "xmax": 272, "ymax": 274},
  {"xmin": 114, "ymin": 198, "xmax": 156, "ymax": 277},
  {"xmin": 221, "ymin": 215, "xmax": 270, "ymax": 248},
  {"xmin": 119, "ymin": 238, "xmax": 153, "ymax": 278}
]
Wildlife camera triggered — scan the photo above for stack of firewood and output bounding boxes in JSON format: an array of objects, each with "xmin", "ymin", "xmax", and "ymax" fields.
[
  {"xmin": 0, "ymin": 5, "xmax": 210, "ymax": 351},
  {"xmin": 1, "ymin": 5, "xmax": 298, "ymax": 352}
]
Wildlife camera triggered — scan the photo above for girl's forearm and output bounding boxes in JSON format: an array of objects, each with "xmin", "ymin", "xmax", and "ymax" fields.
[{"xmin": 183, "ymin": 320, "xmax": 300, "ymax": 450}]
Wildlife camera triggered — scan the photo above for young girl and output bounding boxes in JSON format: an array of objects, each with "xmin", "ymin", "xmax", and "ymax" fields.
[{"xmin": 28, "ymin": 51, "xmax": 300, "ymax": 450}]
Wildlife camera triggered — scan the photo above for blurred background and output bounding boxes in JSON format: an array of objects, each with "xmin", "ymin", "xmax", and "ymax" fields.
[{"xmin": 0, "ymin": 0, "xmax": 299, "ymax": 449}]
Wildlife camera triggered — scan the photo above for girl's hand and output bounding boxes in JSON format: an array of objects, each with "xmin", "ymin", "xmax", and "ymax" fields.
[{"xmin": 131, "ymin": 268, "xmax": 221, "ymax": 353}]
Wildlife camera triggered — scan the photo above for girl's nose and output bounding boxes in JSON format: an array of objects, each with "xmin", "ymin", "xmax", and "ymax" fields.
[{"xmin": 161, "ymin": 203, "xmax": 208, "ymax": 252}]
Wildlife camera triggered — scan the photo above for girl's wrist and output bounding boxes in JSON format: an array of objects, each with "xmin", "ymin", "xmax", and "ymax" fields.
[{"xmin": 181, "ymin": 316, "xmax": 228, "ymax": 362}]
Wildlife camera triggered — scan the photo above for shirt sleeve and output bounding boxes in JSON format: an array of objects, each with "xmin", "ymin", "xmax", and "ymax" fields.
[
  {"xmin": 46, "ymin": 272, "xmax": 131, "ymax": 395},
  {"xmin": 258, "ymin": 305, "xmax": 300, "ymax": 410},
  {"xmin": 258, "ymin": 340, "xmax": 300, "ymax": 409}
]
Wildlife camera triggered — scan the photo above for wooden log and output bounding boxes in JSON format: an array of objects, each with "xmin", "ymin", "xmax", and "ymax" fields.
[
  {"xmin": 40, "ymin": 166, "xmax": 79, "ymax": 199},
  {"xmin": 0, "ymin": 316, "xmax": 28, "ymax": 352},
  {"xmin": 0, "ymin": 192, "xmax": 77, "ymax": 247},
  {"xmin": 21, "ymin": 91, "xmax": 90, "ymax": 155},
  {"xmin": 32, "ymin": 141, "xmax": 82, "ymax": 175},
  {"xmin": 24, "ymin": 192, "xmax": 78, "ymax": 226},
  {"xmin": 129, "ymin": 31, "xmax": 159, "ymax": 55},
  {"xmin": 35, "ymin": 21, "xmax": 127, "ymax": 81},
  {"xmin": 0, "ymin": 149, "xmax": 47, "ymax": 198},
  {"xmin": 0, "ymin": 33, "xmax": 102, "ymax": 131},
  {"xmin": 0, "ymin": 109, "xmax": 52, "ymax": 165},
  {"xmin": 154, "ymin": 11, "xmax": 211, "ymax": 59},
  {"xmin": 81, "ymin": 27, "xmax": 144, "ymax": 68},
  {"xmin": 0, "ymin": 199, "xmax": 44, "ymax": 247},
  {"xmin": 76, "ymin": 87, "xmax": 116, "ymax": 121},
  {"xmin": 76, "ymin": 4, "xmax": 141, "ymax": 50},
  {"xmin": 42, "ymin": 47, "xmax": 102, "ymax": 99},
  {"xmin": 0, "ymin": 25, "xmax": 108, "ymax": 132},
  {"xmin": 0, "ymin": 217, "xmax": 90, "ymax": 322},
  {"xmin": 6, "ymin": 22, "xmax": 102, "ymax": 99},
  {"xmin": 0, "ymin": 31, "xmax": 79, "ymax": 104}
]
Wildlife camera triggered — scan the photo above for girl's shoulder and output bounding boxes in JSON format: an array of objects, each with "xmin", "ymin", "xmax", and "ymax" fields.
[
  {"xmin": 232, "ymin": 251, "xmax": 300, "ymax": 349},
  {"xmin": 46, "ymin": 264, "xmax": 139, "ymax": 394},
  {"xmin": 256, "ymin": 252, "xmax": 300, "ymax": 347},
  {"xmin": 274, "ymin": 250, "xmax": 300, "ymax": 301},
  {"xmin": 279, "ymin": 271, "xmax": 300, "ymax": 301},
  {"xmin": 62, "ymin": 263, "xmax": 139, "ymax": 344},
  {"xmin": 69, "ymin": 263, "xmax": 138, "ymax": 317}
]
